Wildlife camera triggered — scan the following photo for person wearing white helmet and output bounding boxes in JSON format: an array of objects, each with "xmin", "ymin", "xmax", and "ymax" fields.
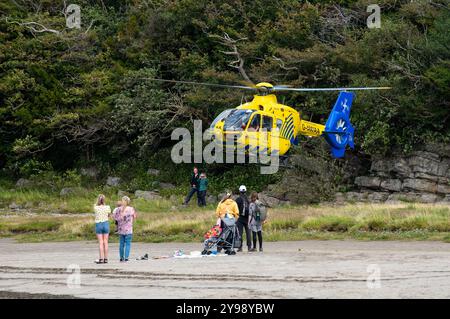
[{"xmin": 235, "ymin": 185, "xmax": 252, "ymax": 252}]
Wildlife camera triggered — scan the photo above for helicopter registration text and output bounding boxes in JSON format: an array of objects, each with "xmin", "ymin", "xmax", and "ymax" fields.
[{"xmin": 299, "ymin": 120, "xmax": 324, "ymax": 137}]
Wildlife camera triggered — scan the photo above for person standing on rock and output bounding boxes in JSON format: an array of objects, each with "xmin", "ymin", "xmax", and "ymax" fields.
[
  {"xmin": 235, "ymin": 185, "xmax": 252, "ymax": 252},
  {"xmin": 113, "ymin": 196, "xmax": 137, "ymax": 262},
  {"xmin": 94, "ymin": 194, "xmax": 111, "ymax": 264},
  {"xmin": 183, "ymin": 167, "xmax": 200, "ymax": 206}
]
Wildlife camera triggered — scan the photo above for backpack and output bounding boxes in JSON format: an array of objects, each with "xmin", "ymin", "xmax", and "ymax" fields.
[
  {"xmin": 255, "ymin": 201, "xmax": 268, "ymax": 222},
  {"xmin": 239, "ymin": 195, "xmax": 249, "ymax": 217}
]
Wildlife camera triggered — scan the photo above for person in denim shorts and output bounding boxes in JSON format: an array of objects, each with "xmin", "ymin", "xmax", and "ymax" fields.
[{"xmin": 94, "ymin": 194, "xmax": 111, "ymax": 264}]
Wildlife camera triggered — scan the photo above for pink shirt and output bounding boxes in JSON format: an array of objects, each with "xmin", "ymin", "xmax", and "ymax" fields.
[{"xmin": 113, "ymin": 206, "xmax": 137, "ymax": 235}]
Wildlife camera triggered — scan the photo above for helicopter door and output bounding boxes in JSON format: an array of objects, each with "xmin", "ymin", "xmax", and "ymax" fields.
[
  {"xmin": 245, "ymin": 113, "xmax": 261, "ymax": 155},
  {"xmin": 261, "ymin": 115, "xmax": 273, "ymax": 155}
]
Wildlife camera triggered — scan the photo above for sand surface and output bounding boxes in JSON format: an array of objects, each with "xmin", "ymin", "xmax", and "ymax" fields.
[{"xmin": 0, "ymin": 239, "xmax": 449, "ymax": 298}]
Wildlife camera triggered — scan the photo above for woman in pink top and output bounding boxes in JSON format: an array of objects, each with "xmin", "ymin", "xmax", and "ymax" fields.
[{"xmin": 113, "ymin": 196, "xmax": 137, "ymax": 262}]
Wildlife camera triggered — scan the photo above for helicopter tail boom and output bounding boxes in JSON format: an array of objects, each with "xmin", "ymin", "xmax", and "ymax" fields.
[{"xmin": 323, "ymin": 92, "xmax": 355, "ymax": 158}]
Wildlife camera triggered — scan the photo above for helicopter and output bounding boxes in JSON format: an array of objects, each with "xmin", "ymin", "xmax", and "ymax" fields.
[{"xmin": 146, "ymin": 79, "xmax": 391, "ymax": 159}]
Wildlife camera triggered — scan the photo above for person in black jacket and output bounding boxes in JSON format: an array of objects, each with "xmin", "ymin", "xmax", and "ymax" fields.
[
  {"xmin": 235, "ymin": 185, "xmax": 252, "ymax": 252},
  {"xmin": 183, "ymin": 167, "xmax": 200, "ymax": 206}
]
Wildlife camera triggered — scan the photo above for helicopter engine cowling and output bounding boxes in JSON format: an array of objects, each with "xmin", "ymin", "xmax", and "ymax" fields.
[{"xmin": 323, "ymin": 91, "xmax": 355, "ymax": 158}]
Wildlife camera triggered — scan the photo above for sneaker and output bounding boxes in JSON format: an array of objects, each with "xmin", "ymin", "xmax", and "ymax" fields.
[
  {"xmin": 259, "ymin": 247, "xmax": 263, "ymax": 252},
  {"xmin": 249, "ymin": 248, "xmax": 257, "ymax": 252},
  {"xmin": 237, "ymin": 248, "xmax": 243, "ymax": 252},
  {"xmin": 95, "ymin": 259, "xmax": 104, "ymax": 264},
  {"xmin": 136, "ymin": 254, "xmax": 149, "ymax": 260},
  {"xmin": 120, "ymin": 258, "xmax": 124, "ymax": 262}
]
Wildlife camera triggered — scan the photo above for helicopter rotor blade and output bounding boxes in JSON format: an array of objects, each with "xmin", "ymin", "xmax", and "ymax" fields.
[
  {"xmin": 141, "ymin": 78, "xmax": 392, "ymax": 93},
  {"xmin": 272, "ymin": 86, "xmax": 392, "ymax": 92},
  {"xmin": 141, "ymin": 78, "xmax": 257, "ymax": 91}
]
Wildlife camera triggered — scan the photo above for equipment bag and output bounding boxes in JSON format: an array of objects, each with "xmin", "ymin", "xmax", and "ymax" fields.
[{"xmin": 256, "ymin": 201, "xmax": 268, "ymax": 222}]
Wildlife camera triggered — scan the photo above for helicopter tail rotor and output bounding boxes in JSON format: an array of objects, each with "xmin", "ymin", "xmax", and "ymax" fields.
[{"xmin": 323, "ymin": 92, "xmax": 355, "ymax": 158}]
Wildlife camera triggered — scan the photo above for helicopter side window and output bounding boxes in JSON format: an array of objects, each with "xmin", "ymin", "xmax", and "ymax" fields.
[
  {"xmin": 276, "ymin": 119, "xmax": 283, "ymax": 131},
  {"xmin": 262, "ymin": 116, "xmax": 273, "ymax": 132},
  {"xmin": 247, "ymin": 114, "xmax": 261, "ymax": 132}
]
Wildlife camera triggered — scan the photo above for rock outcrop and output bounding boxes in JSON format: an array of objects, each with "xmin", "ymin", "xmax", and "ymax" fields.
[
  {"xmin": 106, "ymin": 176, "xmax": 121, "ymax": 187},
  {"xmin": 15, "ymin": 178, "xmax": 33, "ymax": 188},
  {"xmin": 134, "ymin": 190, "xmax": 162, "ymax": 200},
  {"xmin": 344, "ymin": 146, "xmax": 450, "ymax": 203},
  {"xmin": 80, "ymin": 167, "xmax": 99, "ymax": 179},
  {"xmin": 147, "ymin": 168, "xmax": 160, "ymax": 176}
]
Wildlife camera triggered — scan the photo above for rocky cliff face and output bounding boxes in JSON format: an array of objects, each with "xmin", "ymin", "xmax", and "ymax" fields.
[{"xmin": 337, "ymin": 145, "xmax": 450, "ymax": 204}]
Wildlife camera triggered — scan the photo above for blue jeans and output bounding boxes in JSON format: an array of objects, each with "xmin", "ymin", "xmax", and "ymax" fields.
[
  {"xmin": 198, "ymin": 190, "xmax": 207, "ymax": 206},
  {"xmin": 184, "ymin": 187, "xmax": 198, "ymax": 205},
  {"xmin": 119, "ymin": 234, "xmax": 132, "ymax": 260}
]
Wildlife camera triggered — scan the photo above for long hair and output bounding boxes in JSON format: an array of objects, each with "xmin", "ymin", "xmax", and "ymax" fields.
[
  {"xmin": 221, "ymin": 191, "xmax": 232, "ymax": 204},
  {"xmin": 96, "ymin": 194, "xmax": 105, "ymax": 206},
  {"xmin": 250, "ymin": 192, "xmax": 258, "ymax": 202}
]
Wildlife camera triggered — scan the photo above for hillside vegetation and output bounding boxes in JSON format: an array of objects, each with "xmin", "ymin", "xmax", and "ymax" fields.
[{"xmin": 0, "ymin": 0, "xmax": 449, "ymax": 198}]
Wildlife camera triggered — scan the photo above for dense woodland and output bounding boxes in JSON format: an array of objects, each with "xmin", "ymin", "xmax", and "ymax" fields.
[{"xmin": 0, "ymin": 0, "xmax": 449, "ymax": 193}]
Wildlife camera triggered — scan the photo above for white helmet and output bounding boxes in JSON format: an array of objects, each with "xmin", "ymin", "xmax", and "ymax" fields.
[{"xmin": 239, "ymin": 185, "xmax": 247, "ymax": 192}]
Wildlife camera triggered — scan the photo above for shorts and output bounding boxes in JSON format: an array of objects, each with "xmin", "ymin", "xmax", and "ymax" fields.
[{"xmin": 95, "ymin": 221, "xmax": 110, "ymax": 234}]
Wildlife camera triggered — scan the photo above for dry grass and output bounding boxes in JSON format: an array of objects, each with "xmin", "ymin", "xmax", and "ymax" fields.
[{"xmin": 0, "ymin": 202, "xmax": 449, "ymax": 242}]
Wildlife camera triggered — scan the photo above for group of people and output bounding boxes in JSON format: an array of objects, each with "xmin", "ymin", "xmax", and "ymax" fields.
[
  {"xmin": 182, "ymin": 167, "xmax": 208, "ymax": 207},
  {"xmin": 93, "ymin": 166, "xmax": 266, "ymax": 263},
  {"xmin": 94, "ymin": 194, "xmax": 137, "ymax": 264},
  {"xmin": 215, "ymin": 185, "xmax": 266, "ymax": 252},
  {"xmin": 182, "ymin": 166, "xmax": 266, "ymax": 252}
]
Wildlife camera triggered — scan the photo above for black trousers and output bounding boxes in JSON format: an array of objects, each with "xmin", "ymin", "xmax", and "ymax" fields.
[
  {"xmin": 184, "ymin": 187, "xmax": 198, "ymax": 205},
  {"xmin": 252, "ymin": 231, "xmax": 263, "ymax": 249},
  {"xmin": 236, "ymin": 218, "xmax": 251, "ymax": 249},
  {"xmin": 198, "ymin": 190, "xmax": 207, "ymax": 206}
]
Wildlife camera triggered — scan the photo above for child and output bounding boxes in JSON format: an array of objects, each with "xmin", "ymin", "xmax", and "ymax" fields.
[
  {"xmin": 248, "ymin": 192, "xmax": 266, "ymax": 252},
  {"xmin": 198, "ymin": 172, "xmax": 208, "ymax": 207}
]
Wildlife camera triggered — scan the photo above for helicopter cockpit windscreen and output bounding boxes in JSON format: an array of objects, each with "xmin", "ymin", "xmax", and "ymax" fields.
[
  {"xmin": 210, "ymin": 109, "xmax": 233, "ymax": 129},
  {"xmin": 223, "ymin": 109, "xmax": 255, "ymax": 131}
]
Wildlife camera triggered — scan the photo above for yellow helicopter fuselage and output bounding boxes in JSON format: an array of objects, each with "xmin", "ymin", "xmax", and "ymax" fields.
[{"xmin": 210, "ymin": 83, "xmax": 327, "ymax": 156}]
